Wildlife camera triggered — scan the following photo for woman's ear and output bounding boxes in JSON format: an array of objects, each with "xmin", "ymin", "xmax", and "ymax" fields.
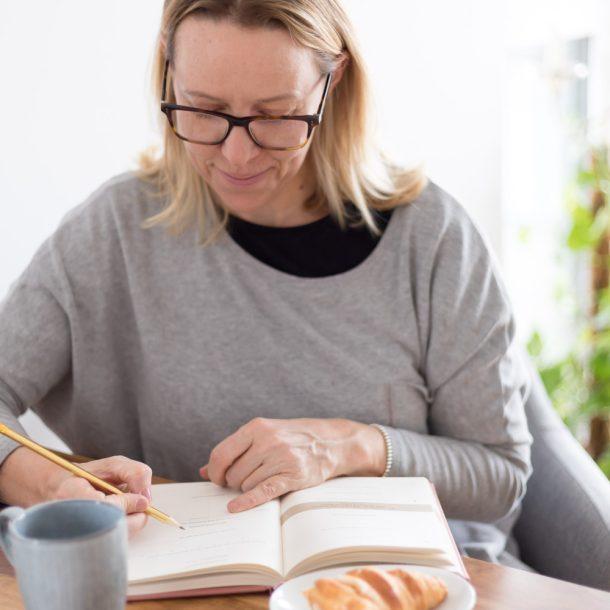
[{"xmin": 330, "ymin": 52, "xmax": 350, "ymax": 92}]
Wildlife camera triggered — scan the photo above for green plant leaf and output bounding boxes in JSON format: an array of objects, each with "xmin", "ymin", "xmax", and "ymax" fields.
[
  {"xmin": 576, "ymin": 168, "xmax": 597, "ymax": 188},
  {"xmin": 590, "ymin": 348, "xmax": 610, "ymax": 379},
  {"xmin": 567, "ymin": 205, "xmax": 601, "ymax": 250},
  {"xmin": 527, "ymin": 331, "xmax": 544, "ymax": 359},
  {"xmin": 539, "ymin": 363, "xmax": 565, "ymax": 396}
]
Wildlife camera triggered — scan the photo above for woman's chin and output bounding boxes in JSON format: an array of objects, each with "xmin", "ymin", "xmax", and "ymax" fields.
[{"xmin": 212, "ymin": 188, "xmax": 271, "ymax": 220}]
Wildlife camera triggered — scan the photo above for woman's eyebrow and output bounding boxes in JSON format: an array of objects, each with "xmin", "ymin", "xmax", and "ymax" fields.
[{"xmin": 182, "ymin": 89, "xmax": 299, "ymax": 104}]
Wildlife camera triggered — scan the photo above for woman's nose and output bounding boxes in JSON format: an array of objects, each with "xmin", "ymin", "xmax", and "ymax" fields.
[{"xmin": 220, "ymin": 125, "xmax": 261, "ymax": 167}]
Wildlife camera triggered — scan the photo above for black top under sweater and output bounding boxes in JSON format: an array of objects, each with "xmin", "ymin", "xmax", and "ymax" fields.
[{"xmin": 227, "ymin": 207, "xmax": 393, "ymax": 278}]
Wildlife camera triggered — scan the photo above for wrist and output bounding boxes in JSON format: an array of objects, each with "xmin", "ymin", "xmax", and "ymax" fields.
[
  {"xmin": 0, "ymin": 447, "xmax": 69, "ymax": 506},
  {"xmin": 332, "ymin": 419, "xmax": 387, "ymax": 477},
  {"xmin": 369, "ymin": 424, "xmax": 393, "ymax": 477}
]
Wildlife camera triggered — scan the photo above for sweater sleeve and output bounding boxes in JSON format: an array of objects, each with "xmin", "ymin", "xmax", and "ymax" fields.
[
  {"xmin": 0, "ymin": 238, "xmax": 72, "ymax": 466},
  {"xmin": 383, "ymin": 193, "xmax": 532, "ymax": 523}
]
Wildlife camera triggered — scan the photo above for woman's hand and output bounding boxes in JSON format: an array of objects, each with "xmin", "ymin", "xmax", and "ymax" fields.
[
  {"xmin": 45, "ymin": 455, "xmax": 152, "ymax": 538},
  {"xmin": 200, "ymin": 418, "xmax": 386, "ymax": 512}
]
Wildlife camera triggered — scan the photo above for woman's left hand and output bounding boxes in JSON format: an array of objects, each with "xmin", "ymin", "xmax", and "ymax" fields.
[{"xmin": 200, "ymin": 417, "xmax": 386, "ymax": 512}]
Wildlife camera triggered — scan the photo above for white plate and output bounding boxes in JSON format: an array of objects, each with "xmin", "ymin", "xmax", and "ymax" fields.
[{"xmin": 270, "ymin": 564, "xmax": 476, "ymax": 610}]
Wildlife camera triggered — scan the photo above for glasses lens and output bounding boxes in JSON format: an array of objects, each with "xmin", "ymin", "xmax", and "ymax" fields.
[
  {"xmin": 250, "ymin": 119, "xmax": 309, "ymax": 149},
  {"xmin": 170, "ymin": 110, "xmax": 229, "ymax": 144}
]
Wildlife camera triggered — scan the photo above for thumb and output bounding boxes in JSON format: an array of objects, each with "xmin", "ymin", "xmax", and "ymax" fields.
[{"xmin": 104, "ymin": 492, "xmax": 149, "ymax": 514}]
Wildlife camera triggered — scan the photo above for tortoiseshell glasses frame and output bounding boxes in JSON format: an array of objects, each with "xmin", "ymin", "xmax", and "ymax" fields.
[{"xmin": 160, "ymin": 60, "xmax": 332, "ymax": 151}]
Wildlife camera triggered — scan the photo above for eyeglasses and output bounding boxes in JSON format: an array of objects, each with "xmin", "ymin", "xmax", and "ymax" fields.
[{"xmin": 160, "ymin": 60, "xmax": 332, "ymax": 151}]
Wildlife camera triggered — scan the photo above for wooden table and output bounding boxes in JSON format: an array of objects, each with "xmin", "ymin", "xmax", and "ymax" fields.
[
  {"xmin": 1, "ymin": 550, "xmax": 609, "ymax": 610},
  {"xmin": 1, "ymin": 465, "xmax": 609, "ymax": 609}
]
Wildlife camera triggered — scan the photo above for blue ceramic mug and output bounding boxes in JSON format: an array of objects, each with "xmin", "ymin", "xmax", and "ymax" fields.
[{"xmin": 0, "ymin": 499, "xmax": 127, "ymax": 610}]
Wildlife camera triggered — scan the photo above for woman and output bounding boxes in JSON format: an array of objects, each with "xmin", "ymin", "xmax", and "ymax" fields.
[{"xmin": 0, "ymin": 0, "xmax": 531, "ymax": 565}]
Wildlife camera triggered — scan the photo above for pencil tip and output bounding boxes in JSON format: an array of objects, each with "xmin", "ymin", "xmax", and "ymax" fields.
[{"xmin": 179, "ymin": 525, "xmax": 186, "ymax": 530}]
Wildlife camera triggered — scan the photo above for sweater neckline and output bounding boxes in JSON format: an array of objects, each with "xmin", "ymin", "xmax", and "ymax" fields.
[
  {"xmin": 227, "ymin": 211, "xmax": 332, "ymax": 235},
  {"xmin": 221, "ymin": 205, "xmax": 402, "ymax": 287}
]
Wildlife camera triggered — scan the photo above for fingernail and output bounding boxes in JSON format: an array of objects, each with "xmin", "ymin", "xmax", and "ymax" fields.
[
  {"xmin": 228, "ymin": 498, "xmax": 248, "ymax": 513},
  {"xmin": 136, "ymin": 496, "xmax": 148, "ymax": 511},
  {"xmin": 143, "ymin": 488, "xmax": 152, "ymax": 501}
]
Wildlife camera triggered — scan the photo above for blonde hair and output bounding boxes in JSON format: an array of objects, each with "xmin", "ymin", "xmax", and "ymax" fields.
[{"xmin": 138, "ymin": 0, "xmax": 427, "ymax": 243}]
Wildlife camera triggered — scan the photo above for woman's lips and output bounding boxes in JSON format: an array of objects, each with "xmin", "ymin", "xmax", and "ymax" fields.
[{"xmin": 217, "ymin": 167, "xmax": 269, "ymax": 187}]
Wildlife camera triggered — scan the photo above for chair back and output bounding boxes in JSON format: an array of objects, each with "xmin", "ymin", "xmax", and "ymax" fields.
[{"xmin": 513, "ymin": 360, "xmax": 610, "ymax": 591}]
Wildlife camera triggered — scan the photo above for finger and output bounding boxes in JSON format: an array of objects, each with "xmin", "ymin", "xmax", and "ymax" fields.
[
  {"xmin": 199, "ymin": 464, "xmax": 209, "ymax": 479},
  {"xmin": 126, "ymin": 512, "xmax": 148, "ymax": 539},
  {"xmin": 224, "ymin": 451, "xmax": 265, "ymax": 491},
  {"xmin": 90, "ymin": 456, "xmax": 153, "ymax": 498},
  {"xmin": 83, "ymin": 456, "xmax": 153, "ymax": 499},
  {"xmin": 227, "ymin": 475, "xmax": 291, "ymax": 513},
  {"xmin": 104, "ymin": 492, "xmax": 149, "ymax": 515},
  {"xmin": 207, "ymin": 426, "xmax": 254, "ymax": 487},
  {"xmin": 240, "ymin": 461, "xmax": 279, "ymax": 493}
]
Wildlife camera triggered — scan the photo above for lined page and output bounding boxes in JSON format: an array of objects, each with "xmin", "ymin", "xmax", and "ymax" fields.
[
  {"xmin": 280, "ymin": 477, "xmax": 436, "ymax": 517},
  {"xmin": 128, "ymin": 482, "xmax": 282, "ymax": 583},
  {"xmin": 279, "ymin": 478, "xmax": 455, "ymax": 576}
]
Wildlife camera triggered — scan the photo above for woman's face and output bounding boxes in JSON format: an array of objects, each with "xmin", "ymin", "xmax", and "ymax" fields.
[{"xmin": 171, "ymin": 17, "xmax": 329, "ymax": 226}]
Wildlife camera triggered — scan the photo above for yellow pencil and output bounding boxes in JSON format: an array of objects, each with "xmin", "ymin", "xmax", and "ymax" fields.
[{"xmin": 0, "ymin": 422, "xmax": 185, "ymax": 530}]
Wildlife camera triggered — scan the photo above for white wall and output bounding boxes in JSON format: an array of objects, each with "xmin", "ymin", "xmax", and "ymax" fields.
[
  {"xmin": 346, "ymin": 0, "xmax": 505, "ymax": 252},
  {"xmin": 0, "ymin": 1, "xmax": 164, "ymax": 297},
  {"xmin": 0, "ymin": 1, "xmax": 506, "ymax": 449},
  {"xmin": 501, "ymin": 0, "xmax": 608, "ymax": 349}
]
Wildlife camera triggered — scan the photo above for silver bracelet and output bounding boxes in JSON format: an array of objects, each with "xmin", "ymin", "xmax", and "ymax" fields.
[{"xmin": 370, "ymin": 424, "xmax": 393, "ymax": 477}]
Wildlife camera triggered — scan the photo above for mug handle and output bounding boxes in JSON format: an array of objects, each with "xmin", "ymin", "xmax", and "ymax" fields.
[{"xmin": 0, "ymin": 506, "xmax": 24, "ymax": 565}]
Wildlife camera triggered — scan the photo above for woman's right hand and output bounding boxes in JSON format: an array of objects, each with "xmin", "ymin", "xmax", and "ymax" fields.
[{"xmin": 45, "ymin": 455, "xmax": 152, "ymax": 538}]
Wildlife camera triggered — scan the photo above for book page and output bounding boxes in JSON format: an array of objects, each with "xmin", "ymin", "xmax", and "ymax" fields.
[
  {"xmin": 280, "ymin": 477, "xmax": 436, "ymax": 515},
  {"xmin": 279, "ymin": 478, "xmax": 457, "ymax": 577},
  {"xmin": 128, "ymin": 482, "xmax": 282, "ymax": 583}
]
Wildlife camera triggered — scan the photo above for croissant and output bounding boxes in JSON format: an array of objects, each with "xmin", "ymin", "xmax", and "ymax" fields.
[{"xmin": 304, "ymin": 566, "xmax": 448, "ymax": 610}]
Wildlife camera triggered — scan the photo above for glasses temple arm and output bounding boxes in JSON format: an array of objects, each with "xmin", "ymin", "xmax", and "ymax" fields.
[
  {"xmin": 315, "ymin": 72, "xmax": 333, "ymax": 119},
  {"xmin": 161, "ymin": 60, "xmax": 169, "ymax": 102}
]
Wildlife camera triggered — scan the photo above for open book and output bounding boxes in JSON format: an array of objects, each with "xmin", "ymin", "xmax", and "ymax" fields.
[{"xmin": 127, "ymin": 477, "xmax": 467, "ymax": 600}]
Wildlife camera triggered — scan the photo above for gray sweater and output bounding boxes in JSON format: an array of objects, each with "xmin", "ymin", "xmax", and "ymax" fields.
[{"xmin": 0, "ymin": 173, "xmax": 532, "ymax": 558}]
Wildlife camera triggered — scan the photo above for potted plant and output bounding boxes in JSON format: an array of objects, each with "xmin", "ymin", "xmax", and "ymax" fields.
[{"xmin": 528, "ymin": 144, "xmax": 610, "ymax": 477}]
